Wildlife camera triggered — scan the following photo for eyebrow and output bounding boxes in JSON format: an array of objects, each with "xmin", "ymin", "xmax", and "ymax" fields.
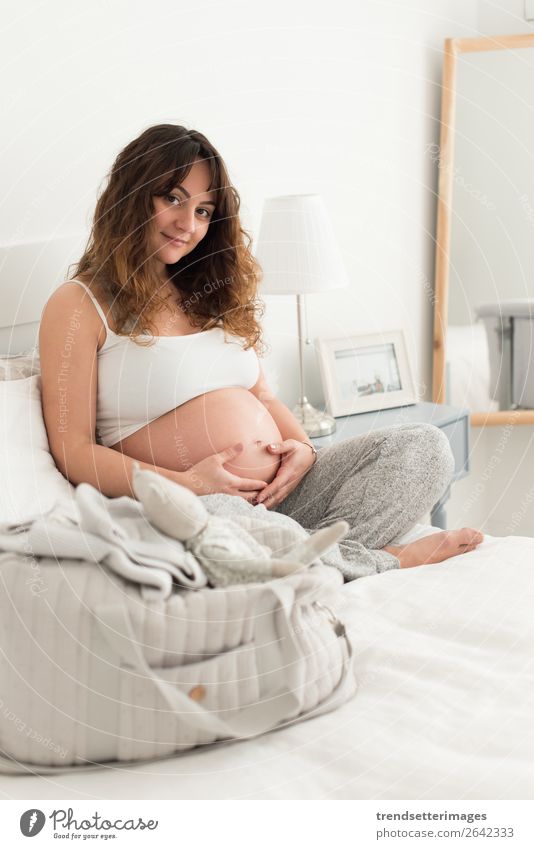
[{"xmin": 174, "ymin": 185, "xmax": 217, "ymax": 206}]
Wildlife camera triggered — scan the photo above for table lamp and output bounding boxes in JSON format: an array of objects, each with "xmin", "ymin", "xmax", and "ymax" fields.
[{"xmin": 255, "ymin": 194, "xmax": 350, "ymax": 437}]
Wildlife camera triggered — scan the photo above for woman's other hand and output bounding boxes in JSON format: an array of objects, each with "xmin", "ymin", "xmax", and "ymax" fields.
[
  {"xmin": 181, "ymin": 443, "xmax": 267, "ymax": 502},
  {"xmin": 254, "ymin": 439, "xmax": 316, "ymax": 509}
]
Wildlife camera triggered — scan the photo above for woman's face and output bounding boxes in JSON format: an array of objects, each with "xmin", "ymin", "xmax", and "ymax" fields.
[{"xmin": 151, "ymin": 158, "xmax": 217, "ymax": 270}]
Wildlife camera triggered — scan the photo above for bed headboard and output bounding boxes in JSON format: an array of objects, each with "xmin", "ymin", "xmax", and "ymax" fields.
[{"xmin": 0, "ymin": 235, "xmax": 86, "ymax": 356}]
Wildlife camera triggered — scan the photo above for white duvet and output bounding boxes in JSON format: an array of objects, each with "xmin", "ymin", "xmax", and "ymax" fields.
[{"xmin": 1, "ymin": 523, "xmax": 533, "ymax": 801}]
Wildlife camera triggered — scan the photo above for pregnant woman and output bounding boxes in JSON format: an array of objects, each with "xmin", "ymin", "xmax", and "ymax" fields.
[{"xmin": 39, "ymin": 123, "xmax": 483, "ymax": 579}]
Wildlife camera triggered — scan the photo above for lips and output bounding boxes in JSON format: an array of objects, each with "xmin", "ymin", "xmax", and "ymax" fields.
[{"xmin": 162, "ymin": 234, "xmax": 189, "ymax": 246}]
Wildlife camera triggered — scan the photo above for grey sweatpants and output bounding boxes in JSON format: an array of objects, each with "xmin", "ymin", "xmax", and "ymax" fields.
[{"xmin": 274, "ymin": 422, "xmax": 455, "ymax": 581}]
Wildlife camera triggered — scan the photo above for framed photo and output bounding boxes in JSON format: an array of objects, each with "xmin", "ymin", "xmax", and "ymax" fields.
[{"xmin": 316, "ymin": 330, "xmax": 418, "ymax": 417}]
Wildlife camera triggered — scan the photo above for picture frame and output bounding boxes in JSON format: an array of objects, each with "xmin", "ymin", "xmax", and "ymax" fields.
[{"xmin": 316, "ymin": 330, "xmax": 418, "ymax": 417}]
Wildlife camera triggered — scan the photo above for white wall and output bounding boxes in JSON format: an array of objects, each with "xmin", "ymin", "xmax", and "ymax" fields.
[
  {"xmin": 1, "ymin": 0, "xmax": 476, "ymax": 406},
  {"xmin": 17, "ymin": 0, "xmax": 534, "ymax": 534},
  {"xmin": 478, "ymin": 0, "xmax": 534, "ymax": 33}
]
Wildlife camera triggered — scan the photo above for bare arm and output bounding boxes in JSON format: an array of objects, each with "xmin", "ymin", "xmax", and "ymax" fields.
[
  {"xmin": 39, "ymin": 283, "xmax": 192, "ymax": 498},
  {"xmin": 39, "ymin": 283, "xmax": 266, "ymax": 500}
]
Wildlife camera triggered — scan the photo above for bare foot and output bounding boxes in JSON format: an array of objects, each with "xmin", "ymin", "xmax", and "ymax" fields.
[{"xmin": 383, "ymin": 527, "xmax": 484, "ymax": 569}]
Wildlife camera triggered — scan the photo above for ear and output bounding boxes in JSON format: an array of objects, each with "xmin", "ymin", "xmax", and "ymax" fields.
[
  {"xmin": 270, "ymin": 558, "xmax": 307, "ymax": 578},
  {"xmin": 278, "ymin": 520, "xmax": 349, "ymax": 568},
  {"xmin": 131, "ymin": 462, "xmax": 208, "ymax": 541}
]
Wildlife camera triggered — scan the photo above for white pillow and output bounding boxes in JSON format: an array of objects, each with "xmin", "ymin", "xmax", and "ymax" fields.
[
  {"xmin": 0, "ymin": 346, "xmax": 41, "ymax": 381},
  {"xmin": 0, "ymin": 374, "xmax": 76, "ymax": 524}
]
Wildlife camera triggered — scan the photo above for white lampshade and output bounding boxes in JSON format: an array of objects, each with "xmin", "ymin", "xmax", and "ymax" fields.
[{"xmin": 255, "ymin": 194, "xmax": 350, "ymax": 295}]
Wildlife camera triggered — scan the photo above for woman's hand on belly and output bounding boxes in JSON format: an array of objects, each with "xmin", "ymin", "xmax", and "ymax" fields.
[
  {"xmin": 181, "ymin": 442, "xmax": 269, "ymax": 502},
  {"xmin": 254, "ymin": 438, "xmax": 316, "ymax": 508},
  {"xmin": 222, "ymin": 439, "xmax": 282, "ymax": 485},
  {"xmin": 114, "ymin": 388, "xmax": 284, "ymax": 486}
]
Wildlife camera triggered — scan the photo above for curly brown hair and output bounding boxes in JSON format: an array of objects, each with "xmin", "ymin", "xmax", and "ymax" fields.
[{"xmin": 70, "ymin": 124, "xmax": 265, "ymax": 351}]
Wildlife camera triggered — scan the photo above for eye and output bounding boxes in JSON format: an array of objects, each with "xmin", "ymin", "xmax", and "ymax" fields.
[
  {"xmin": 198, "ymin": 208, "xmax": 213, "ymax": 219},
  {"xmin": 165, "ymin": 194, "xmax": 181, "ymax": 205}
]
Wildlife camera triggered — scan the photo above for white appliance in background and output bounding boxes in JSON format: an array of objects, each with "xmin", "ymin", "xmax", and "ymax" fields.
[
  {"xmin": 255, "ymin": 194, "xmax": 349, "ymax": 437},
  {"xmin": 0, "ymin": 235, "xmax": 86, "ymax": 355}
]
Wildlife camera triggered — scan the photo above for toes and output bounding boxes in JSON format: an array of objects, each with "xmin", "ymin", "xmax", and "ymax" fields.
[{"xmin": 460, "ymin": 527, "xmax": 483, "ymax": 545}]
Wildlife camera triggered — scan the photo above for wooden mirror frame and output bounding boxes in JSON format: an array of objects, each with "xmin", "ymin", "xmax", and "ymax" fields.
[{"xmin": 432, "ymin": 33, "xmax": 534, "ymax": 427}]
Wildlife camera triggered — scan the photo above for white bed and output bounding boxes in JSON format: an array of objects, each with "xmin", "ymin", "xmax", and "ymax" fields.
[
  {"xmin": 1, "ymin": 241, "xmax": 533, "ymax": 800},
  {"xmin": 0, "ymin": 522, "xmax": 533, "ymax": 800}
]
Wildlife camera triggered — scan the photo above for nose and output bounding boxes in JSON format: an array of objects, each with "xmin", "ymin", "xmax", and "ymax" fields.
[{"xmin": 173, "ymin": 203, "xmax": 196, "ymax": 237}]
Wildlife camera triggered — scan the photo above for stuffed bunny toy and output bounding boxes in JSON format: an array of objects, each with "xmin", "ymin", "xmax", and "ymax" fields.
[{"xmin": 131, "ymin": 462, "xmax": 349, "ymax": 587}]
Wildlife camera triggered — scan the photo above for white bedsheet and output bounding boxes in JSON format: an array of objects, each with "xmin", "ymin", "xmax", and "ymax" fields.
[{"xmin": 1, "ymin": 523, "xmax": 533, "ymax": 800}]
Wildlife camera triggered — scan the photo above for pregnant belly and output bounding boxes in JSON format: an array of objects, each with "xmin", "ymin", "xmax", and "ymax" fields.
[{"xmin": 111, "ymin": 387, "xmax": 283, "ymax": 484}]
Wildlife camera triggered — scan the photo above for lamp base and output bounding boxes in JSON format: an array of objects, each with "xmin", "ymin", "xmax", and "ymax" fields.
[{"xmin": 292, "ymin": 398, "xmax": 337, "ymax": 437}]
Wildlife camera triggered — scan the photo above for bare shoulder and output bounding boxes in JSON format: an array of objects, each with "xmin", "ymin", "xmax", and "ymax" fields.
[{"xmin": 40, "ymin": 280, "xmax": 105, "ymax": 349}]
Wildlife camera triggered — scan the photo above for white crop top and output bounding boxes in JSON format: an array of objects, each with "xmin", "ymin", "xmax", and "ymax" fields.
[{"xmin": 69, "ymin": 279, "xmax": 260, "ymax": 448}]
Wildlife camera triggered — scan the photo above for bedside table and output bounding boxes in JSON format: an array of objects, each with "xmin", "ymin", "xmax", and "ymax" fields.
[{"xmin": 311, "ymin": 402, "xmax": 470, "ymax": 529}]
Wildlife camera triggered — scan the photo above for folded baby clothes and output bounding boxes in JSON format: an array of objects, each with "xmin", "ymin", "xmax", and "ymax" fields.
[{"xmin": 0, "ymin": 483, "xmax": 207, "ymax": 600}]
